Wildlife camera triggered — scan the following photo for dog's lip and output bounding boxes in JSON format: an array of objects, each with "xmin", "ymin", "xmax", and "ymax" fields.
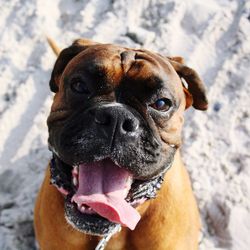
[{"xmin": 47, "ymin": 109, "xmax": 71, "ymax": 124}]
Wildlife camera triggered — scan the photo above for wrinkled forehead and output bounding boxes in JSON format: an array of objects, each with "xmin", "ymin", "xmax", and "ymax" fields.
[{"xmin": 63, "ymin": 44, "xmax": 183, "ymax": 96}]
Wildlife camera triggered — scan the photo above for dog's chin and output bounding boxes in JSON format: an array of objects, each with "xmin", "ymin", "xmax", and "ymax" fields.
[
  {"xmin": 50, "ymin": 154, "xmax": 173, "ymax": 236},
  {"xmin": 65, "ymin": 196, "xmax": 119, "ymax": 235}
]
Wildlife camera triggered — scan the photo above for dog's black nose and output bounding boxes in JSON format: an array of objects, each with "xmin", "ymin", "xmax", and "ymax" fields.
[{"xmin": 94, "ymin": 104, "xmax": 140, "ymax": 139}]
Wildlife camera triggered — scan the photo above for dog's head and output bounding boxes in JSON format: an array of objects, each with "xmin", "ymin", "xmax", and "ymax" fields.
[{"xmin": 47, "ymin": 39, "xmax": 208, "ymax": 235}]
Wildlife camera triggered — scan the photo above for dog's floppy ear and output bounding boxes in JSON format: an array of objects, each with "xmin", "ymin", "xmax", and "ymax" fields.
[
  {"xmin": 168, "ymin": 57, "xmax": 208, "ymax": 111},
  {"xmin": 49, "ymin": 39, "xmax": 99, "ymax": 92}
]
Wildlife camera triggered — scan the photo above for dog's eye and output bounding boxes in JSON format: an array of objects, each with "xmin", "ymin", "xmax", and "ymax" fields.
[
  {"xmin": 71, "ymin": 78, "xmax": 90, "ymax": 94},
  {"xmin": 150, "ymin": 98, "xmax": 172, "ymax": 112}
]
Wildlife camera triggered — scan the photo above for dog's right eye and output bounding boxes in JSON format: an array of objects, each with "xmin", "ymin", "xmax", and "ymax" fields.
[{"xmin": 70, "ymin": 78, "xmax": 90, "ymax": 94}]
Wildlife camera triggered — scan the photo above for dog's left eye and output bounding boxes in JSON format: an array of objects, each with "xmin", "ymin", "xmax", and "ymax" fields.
[
  {"xmin": 150, "ymin": 98, "xmax": 172, "ymax": 112},
  {"xmin": 70, "ymin": 78, "xmax": 90, "ymax": 94}
]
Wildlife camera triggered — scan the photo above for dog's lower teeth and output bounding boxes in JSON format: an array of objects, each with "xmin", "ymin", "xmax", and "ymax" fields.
[
  {"xmin": 78, "ymin": 204, "xmax": 94, "ymax": 214},
  {"xmin": 80, "ymin": 206, "xmax": 86, "ymax": 213},
  {"xmin": 72, "ymin": 165, "xmax": 79, "ymax": 174},
  {"xmin": 73, "ymin": 177, "xmax": 78, "ymax": 186},
  {"xmin": 72, "ymin": 166, "xmax": 79, "ymax": 187}
]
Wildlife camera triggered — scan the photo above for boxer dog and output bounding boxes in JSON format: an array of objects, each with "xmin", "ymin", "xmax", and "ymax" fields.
[{"xmin": 34, "ymin": 38, "xmax": 208, "ymax": 250}]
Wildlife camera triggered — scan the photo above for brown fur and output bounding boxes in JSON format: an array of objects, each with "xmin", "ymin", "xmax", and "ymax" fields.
[{"xmin": 34, "ymin": 39, "xmax": 207, "ymax": 250}]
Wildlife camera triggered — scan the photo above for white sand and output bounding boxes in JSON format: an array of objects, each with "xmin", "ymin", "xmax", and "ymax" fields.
[{"xmin": 0, "ymin": 0, "xmax": 249, "ymax": 249}]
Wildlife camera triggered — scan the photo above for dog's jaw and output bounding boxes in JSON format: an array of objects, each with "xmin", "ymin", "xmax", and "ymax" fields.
[{"xmin": 49, "ymin": 153, "xmax": 175, "ymax": 235}]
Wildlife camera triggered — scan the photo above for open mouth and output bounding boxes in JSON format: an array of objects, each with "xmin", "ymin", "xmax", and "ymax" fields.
[{"xmin": 50, "ymin": 155, "xmax": 166, "ymax": 235}]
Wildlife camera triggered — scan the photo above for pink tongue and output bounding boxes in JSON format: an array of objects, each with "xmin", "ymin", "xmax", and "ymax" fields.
[{"xmin": 71, "ymin": 160, "xmax": 141, "ymax": 230}]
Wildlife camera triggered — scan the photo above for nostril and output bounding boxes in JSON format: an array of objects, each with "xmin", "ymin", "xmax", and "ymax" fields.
[{"xmin": 122, "ymin": 118, "xmax": 138, "ymax": 133}]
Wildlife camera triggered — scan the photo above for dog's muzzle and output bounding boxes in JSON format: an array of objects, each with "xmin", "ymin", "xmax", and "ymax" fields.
[{"xmin": 48, "ymin": 102, "xmax": 176, "ymax": 236}]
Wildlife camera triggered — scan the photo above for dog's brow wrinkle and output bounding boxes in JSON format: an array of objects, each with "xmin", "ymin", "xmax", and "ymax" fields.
[{"xmin": 120, "ymin": 50, "xmax": 136, "ymax": 73}]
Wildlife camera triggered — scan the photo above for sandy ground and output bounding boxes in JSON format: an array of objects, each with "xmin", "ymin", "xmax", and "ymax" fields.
[{"xmin": 0, "ymin": 0, "xmax": 250, "ymax": 249}]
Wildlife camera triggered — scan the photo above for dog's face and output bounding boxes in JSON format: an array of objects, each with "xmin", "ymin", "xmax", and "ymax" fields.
[{"xmin": 47, "ymin": 39, "xmax": 208, "ymax": 235}]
